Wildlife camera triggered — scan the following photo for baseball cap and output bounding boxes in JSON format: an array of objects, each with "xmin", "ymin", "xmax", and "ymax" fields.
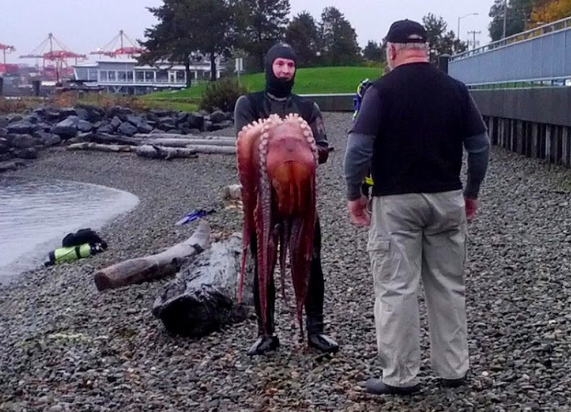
[{"xmin": 385, "ymin": 19, "xmax": 428, "ymax": 43}]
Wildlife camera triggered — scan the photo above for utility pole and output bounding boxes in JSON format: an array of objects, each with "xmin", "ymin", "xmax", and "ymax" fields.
[
  {"xmin": 503, "ymin": 0, "xmax": 508, "ymax": 39},
  {"xmin": 468, "ymin": 30, "xmax": 482, "ymax": 49}
]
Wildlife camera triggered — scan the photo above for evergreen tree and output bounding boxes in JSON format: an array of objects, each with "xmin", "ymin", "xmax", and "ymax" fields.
[
  {"xmin": 231, "ymin": 0, "xmax": 291, "ymax": 72},
  {"xmin": 285, "ymin": 11, "xmax": 320, "ymax": 67},
  {"xmin": 362, "ymin": 40, "xmax": 384, "ymax": 63},
  {"xmin": 422, "ymin": 13, "xmax": 468, "ymax": 63},
  {"xmin": 488, "ymin": 0, "xmax": 541, "ymax": 41},
  {"xmin": 139, "ymin": 0, "xmax": 234, "ymax": 84},
  {"xmin": 318, "ymin": 7, "xmax": 362, "ymax": 66}
]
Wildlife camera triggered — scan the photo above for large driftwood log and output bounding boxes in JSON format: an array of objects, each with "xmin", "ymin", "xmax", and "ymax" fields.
[
  {"xmin": 152, "ymin": 232, "xmax": 254, "ymax": 337},
  {"xmin": 66, "ymin": 142, "xmax": 136, "ymax": 152},
  {"xmin": 93, "ymin": 220, "xmax": 211, "ymax": 291}
]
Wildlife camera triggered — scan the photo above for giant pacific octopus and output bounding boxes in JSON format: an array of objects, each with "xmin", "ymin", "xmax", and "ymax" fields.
[{"xmin": 236, "ymin": 113, "xmax": 318, "ymax": 339}]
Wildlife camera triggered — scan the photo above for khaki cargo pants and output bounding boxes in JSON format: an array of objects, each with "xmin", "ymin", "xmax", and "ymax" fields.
[{"xmin": 367, "ymin": 189, "xmax": 469, "ymax": 387}]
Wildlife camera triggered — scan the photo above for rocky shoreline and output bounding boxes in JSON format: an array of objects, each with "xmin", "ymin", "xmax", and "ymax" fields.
[
  {"xmin": 0, "ymin": 105, "xmax": 234, "ymax": 172},
  {"xmin": 1, "ymin": 111, "xmax": 571, "ymax": 411}
]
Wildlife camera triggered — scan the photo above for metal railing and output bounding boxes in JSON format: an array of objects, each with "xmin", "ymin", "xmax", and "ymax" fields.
[{"xmin": 448, "ymin": 16, "xmax": 571, "ymax": 87}]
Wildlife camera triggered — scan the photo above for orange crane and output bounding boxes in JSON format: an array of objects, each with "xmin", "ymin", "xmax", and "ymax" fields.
[
  {"xmin": 90, "ymin": 30, "xmax": 145, "ymax": 59},
  {"xmin": 19, "ymin": 33, "xmax": 86, "ymax": 82}
]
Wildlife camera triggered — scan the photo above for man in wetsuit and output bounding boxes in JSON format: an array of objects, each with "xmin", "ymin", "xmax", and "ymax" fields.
[{"xmin": 234, "ymin": 43, "xmax": 339, "ymax": 356}]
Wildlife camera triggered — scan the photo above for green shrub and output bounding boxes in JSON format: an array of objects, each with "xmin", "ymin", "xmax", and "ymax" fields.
[{"xmin": 199, "ymin": 77, "xmax": 248, "ymax": 113}]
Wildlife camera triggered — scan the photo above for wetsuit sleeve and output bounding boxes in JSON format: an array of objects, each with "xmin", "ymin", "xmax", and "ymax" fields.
[
  {"xmin": 234, "ymin": 95, "xmax": 254, "ymax": 136},
  {"xmin": 344, "ymin": 87, "xmax": 383, "ymax": 201},
  {"xmin": 308, "ymin": 102, "xmax": 330, "ymax": 164},
  {"xmin": 463, "ymin": 94, "xmax": 490, "ymax": 199}
]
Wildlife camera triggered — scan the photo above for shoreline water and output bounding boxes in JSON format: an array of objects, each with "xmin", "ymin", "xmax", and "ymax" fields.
[
  {"xmin": 0, "ymin": 175, "xmax": 140, "ymax": 285},
  {"xmin": 2, "ymin": 113, "xmax": 571, "ymax": 411}
]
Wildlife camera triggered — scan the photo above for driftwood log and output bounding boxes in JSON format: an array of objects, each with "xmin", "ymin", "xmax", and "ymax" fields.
[
  {"xmin": 135, "ymin": 144, "xmax": 235, "ymax": 159},
  {"xmin": 134, "ymin": 133, "xmax": 234, "ymax": 140},
  {"xmin": 142, "ymin": 138, "xmax": 236, "ymax": 147},
  {"xmin": 135, "ymin": 145, "xmax": 199, "ymax": 160},
  {"xmin": 93, "ymin": 220, "xmax": 211, "ymax": 291},
  {"xmin": 88, "ymin": 133, "xmax": 142, "ymax": 146},
  {"xmin": 152, "ymin": 232, "xmax": 254, "ymax": 337},
  {"xmin": 66, "ymin": 142, "xmax": 136, "ymax": 153}
]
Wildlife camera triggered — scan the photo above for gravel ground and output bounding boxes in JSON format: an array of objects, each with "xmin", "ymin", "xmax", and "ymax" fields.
[{"xmin": 1, "ymin": 112, "xmax": 571, "ymax": 411}]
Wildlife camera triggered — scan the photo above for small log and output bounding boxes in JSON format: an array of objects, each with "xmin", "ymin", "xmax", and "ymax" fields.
[
  {"xmin": 152, "ymin": 232, "xmax": 254, "ymax": 337},
  {"xmin": 135, "ymin": 145, "xmax": 199, "ymax": 160},
  {"xmin": 88, "ymin": 133, "xmax": 143, "ymax": 146},
  {"xmin": 185, "ymin": 145, "xmax": 236, "ymax": 155},
  {"xmin": 143, "ymin": 138, "xmax": 236, "ymax": 147},
  {"xmin": 66, "ymin": 142, "xmax": 136, "ymax": 153},
  {"xmin": 135, "ymin": 133, "xmax": 233, "ymax": 140},
  {"xmin": 93, "ymin": 220, "xmax": 211, "ymax": 291}
]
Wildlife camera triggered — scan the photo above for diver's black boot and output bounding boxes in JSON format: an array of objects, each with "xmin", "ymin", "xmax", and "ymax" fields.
[
  {"xmin": 306, "ymin": 313, "xmax": 339, "ymax": 354},
  {"xmin": 247, "ymin": 334, "xmax": 280, "ymax": 356}
]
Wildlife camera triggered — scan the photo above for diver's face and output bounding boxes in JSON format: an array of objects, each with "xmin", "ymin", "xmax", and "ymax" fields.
[{"xmin": 272, "ymin": 58, "xmax": 296, "ymax": 80}]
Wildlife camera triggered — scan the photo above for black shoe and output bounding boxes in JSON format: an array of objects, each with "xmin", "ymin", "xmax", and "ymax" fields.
[
  {"xmin": 440, "ymin": 374, "xmax": 467, "ymax": 388},
  {"xmin": 247, "ymin": 335, "xmax": 280, "ymax": 356},
  {"xmin": 365, "ymin": 378, "xmax": 421, "ymax": 395},
  {"xmin": 308, "ymin": 333, "xmax": 339, "ymax": 354}
]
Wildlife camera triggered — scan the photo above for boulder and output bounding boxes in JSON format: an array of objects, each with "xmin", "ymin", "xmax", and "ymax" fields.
[
  {"xmin": 7, "ymin": 121, "xmax": 36, "ymax": 135},
  {"xmin": 117, "ymin": 122, "xmax": 138, "ymax": 137},
  {"xmin": 51, "ymin": 116, "xmax": 79, "ymax": 139},
  {"xmin": 11, "ymin": 134, "xmax": 37, "ymax": 149},
  {"xmin": 77, "ymin": 120, "xmax": 93, "ymax": 133},
  {"xmin": 0, "ymin": 138, "xmax": 10, "ymax": 154},
  {"xmin": 14, "ymin": 148, "xmax": 38, "ymax": 160}
]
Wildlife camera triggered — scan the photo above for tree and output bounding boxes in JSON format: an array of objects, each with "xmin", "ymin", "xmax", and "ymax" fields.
[
  {"xmin": 530, "ymin": 0, "xmax": 571, "ymax": 25},
  {"xmin": 139, "ymin": 0, "xmax": 196, "ymax": 87},
  {"xmin": 422, "ymin": 13, "xmax": 468, "ymax": 63},
  {"xmin": 186, "ymin": 0, "xmax": 235, "ymax": 81},
  {"xmin": 231, "ymin": 0, "xmax": 291, "ymax": 72},
  {"xmin": 318, "ymin": 7, "xmax": 362, "ymax": 66},
  {"xmin": 362, "ymin": 40, "xmax": 384, "ymax": 63},
  {"xmin": 285, "ymin": 11, "xmax": 320, "ymax": 67},
  {"xmin": 488, "ymin": 0, "xmax": 542, "ymax": 41},
  {"xmin": 139, "ymin": 0, "xmax": 235, "ymax": 84}
]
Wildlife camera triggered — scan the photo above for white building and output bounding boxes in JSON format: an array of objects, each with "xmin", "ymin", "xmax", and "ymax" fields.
[{"xmin": 72, "ymin": 57, "xmax": 225, "ymax": 95}]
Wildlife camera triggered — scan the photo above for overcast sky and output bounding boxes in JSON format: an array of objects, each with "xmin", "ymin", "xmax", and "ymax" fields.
[{"xmin": 1, "ymin": 0, "xmax": 493, "ymax": 65}]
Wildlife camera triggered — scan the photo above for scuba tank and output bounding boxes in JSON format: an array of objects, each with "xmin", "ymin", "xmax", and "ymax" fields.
[
  {"xmin": 353, "ymin": 78, "xmax": 375, "ymax": 193},
  {"xmin": 45, "ymin": 243, "xmax": 105, "ymax": 267},
  {"xmin": 44, "ymin": 228, "xmax": 108, "ymax": 267}
]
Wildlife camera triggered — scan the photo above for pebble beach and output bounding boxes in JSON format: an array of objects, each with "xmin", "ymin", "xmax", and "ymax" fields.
[{"xmin": 1, "ymin": 112, "xmax": 571, "ymax": 411}]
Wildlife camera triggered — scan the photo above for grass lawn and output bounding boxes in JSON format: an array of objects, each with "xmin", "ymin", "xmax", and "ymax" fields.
[{"xmin": 142, "ymin": 66, "xmax": 386, "ymax": 109}]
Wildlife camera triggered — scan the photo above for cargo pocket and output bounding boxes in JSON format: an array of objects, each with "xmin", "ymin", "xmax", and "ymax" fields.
[{"xmin": 367, "ymin": 239, "xmax": 392, "ymax": 297}]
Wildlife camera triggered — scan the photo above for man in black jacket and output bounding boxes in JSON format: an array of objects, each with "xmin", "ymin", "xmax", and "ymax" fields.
[
  {"xmin": 234, "ymin": 43, "xmax": 339, "ymax": 356},
  {"xmin": 344, "ymin": 20, "xmax": 490, "ymax": 395}
]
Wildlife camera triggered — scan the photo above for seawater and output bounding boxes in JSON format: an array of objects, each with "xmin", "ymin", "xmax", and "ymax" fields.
[{"xmin": 0, "ymin": 175, "xmax": 140, "ymax": 284}]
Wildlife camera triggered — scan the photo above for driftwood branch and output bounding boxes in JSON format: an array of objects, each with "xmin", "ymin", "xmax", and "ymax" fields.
[{"xmin": 93, "ymin": 220, "xmax": 211, "ymax": 291}]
